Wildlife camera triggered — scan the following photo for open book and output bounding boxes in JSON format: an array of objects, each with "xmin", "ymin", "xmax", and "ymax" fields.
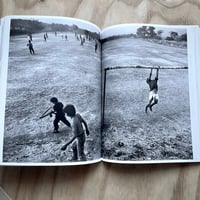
[{"xmin": 0, "ymin": 15, "xmax": 200, "ymax": 166}]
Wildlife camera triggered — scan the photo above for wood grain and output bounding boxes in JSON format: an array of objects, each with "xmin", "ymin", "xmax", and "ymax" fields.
[
  {"xmin": 1, "ymin": 0, "xmax": 200, "ymax": 199},
  {"xmin": 1, "ymin": 0, "xmax": 200, "ymax": 28}
]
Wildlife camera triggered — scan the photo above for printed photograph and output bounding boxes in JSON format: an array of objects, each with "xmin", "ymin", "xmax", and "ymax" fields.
[
  {"xmin": 3, "ymin": 17, "xmax": 101, "ymax": 163},
  {"xmin": 101, "ymin": 25, "xmax": 193, "ymax": 161}
]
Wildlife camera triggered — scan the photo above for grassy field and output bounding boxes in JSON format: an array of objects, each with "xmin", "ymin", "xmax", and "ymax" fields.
[
  {"xmin": 3, "ymin": 32, "xmax": 101, "ymax": 163},
  {"xmin": 101, "ymin": 37, "xmax": 192, "ymax": 161}
]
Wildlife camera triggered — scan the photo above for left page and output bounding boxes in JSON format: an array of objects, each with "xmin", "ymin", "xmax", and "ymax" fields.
[{"xmin": 0, "ymin": 15, "xmax": 102, "ymax": 166}]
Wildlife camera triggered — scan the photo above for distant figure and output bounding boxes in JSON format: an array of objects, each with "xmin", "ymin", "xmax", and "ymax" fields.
[
  {"xmin": 145, "ymin": 67, "xmax": 160, "ymax": 113},
  {"xmin": 80, "ymin": 36, "xmax": 85, "ymax": 46},
  {"xmin": 61, "ymin": 104, "xmax": 90, "ymax": 161},
  {"xmin": 80, "ymin": 38, "xmax": 84, "ymax": 46},
  {"xmin": 50, "ymin": 97, "xmax": 71, "ymax": 133},
  {"xmin": 95, "ymin": 40, "xmax": 98, "ymax": 52},
  {"xmin": 27, "ymin": 40, "xmax": 35, "ymax": 55},
  {"xmin": 65, "ymin": 34, "xmax": 68, "ymax": 40},
  {"xmin": 45, "ymin": 32, "xmax": 48, "ymax": 38},
  {"xmin": 44, "ymin": 34, "xmax": 47, "ymax": 42},
  {"xmin": 76, "ymin": 35, "xmax": 79, "ymax": 41},
  {"xmin": 55, "ymin": 32, "xmax": 57, "ymax": 36},
  {"xmin": 27, "ymin": 33, "xmax": 32, "ymax": 41}
]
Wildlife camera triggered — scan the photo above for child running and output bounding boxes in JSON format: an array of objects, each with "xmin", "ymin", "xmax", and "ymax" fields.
[
  {"xmin": 61, "ymin": 104, "xmax": 90, "ymax": 161},
  {"xmin": 27, "ymin": 40, "xmax": 35, "ymax": 55},
  {"xmin": 50, "ymin": 97, "xmax": 71, "ymax": 133},
  {"xmin": 145, "ymin": 67, "xmax": 160, "ymax": 113}
]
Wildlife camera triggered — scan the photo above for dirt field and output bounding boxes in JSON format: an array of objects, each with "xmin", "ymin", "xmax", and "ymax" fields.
[
  {"xmin": 3, "ymin": 31, "xmax": 101, "ymax": 163},
  {"xmin": 101, "ymin": 37, "xmax": 193, "ymax": 161}
]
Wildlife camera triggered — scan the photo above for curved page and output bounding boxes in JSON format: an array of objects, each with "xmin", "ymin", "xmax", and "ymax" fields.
[
  {"xmin": 101, "ymin": 24, "xmax": 200, "ymax": 163},
  {"xmin": 0, "ymin": 16, "xmax": 101, "ymax": 166}
]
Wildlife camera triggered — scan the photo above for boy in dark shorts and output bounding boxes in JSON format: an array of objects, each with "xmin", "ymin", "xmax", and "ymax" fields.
[
  {"xmin": 61, "ymin": 104, "xmax": 90, "ymax": 161},
  {"xmin": 50, "ymin": 97, "xmax": 71, "ymax": 133},
  {"xmin": 145, "ymin": 67, "xmax": 160, "ymax": 113},
  {"xmin": 27, "ymin": 40, "xmax": 35, "ymax": 54}
]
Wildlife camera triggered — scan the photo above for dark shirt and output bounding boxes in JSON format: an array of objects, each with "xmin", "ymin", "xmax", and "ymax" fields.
[
  {"xmin": 28, "ymin": 42, "xmax": 33, "ymax": 49},
  {"xmin": 146, "ymin": 78, "xmax": 158, "ymax": 91},
  {"xmin": 53, "ymin": 102, "xmax": 65, "ymax": 116}
]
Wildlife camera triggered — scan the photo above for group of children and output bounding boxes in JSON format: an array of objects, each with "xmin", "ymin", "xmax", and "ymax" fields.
[
  {"xmin": 47, "ymin": 67, "xmax": 159, "ymax": 162},
  {"xmin": 47, "ymin": 68, "xmax": 159, "ymax": 162},
  {"xmin": 49, "ymin": 97, "xmax": 89, "ymax": 162},
  {"xmin": 27, "ymin": 31, "xmax": 99, "ymax": 55}
]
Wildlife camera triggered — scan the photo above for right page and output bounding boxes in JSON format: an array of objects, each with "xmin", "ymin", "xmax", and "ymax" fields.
[{"xmin": 100, "ymin": 24, "xmax": 200, "ymax": 163}]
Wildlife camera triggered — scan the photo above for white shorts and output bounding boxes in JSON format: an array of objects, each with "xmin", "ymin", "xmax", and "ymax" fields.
[{"xmin": 149, "ymin": 91, "xmax": 159, "ymax": 101}]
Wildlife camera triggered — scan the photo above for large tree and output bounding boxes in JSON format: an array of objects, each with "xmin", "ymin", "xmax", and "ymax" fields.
[{"xmin": 136, "ymin": 26, "xmax": 157, "ymax": 38}]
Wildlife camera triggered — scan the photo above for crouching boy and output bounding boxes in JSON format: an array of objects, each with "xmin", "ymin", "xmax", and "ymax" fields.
[{"xmin": 61, "ymin": 104, "xmax": 90, "ymax": 161}]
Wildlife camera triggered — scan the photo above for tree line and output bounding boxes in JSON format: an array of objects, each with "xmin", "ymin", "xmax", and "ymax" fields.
[
  {"xmin": 136, "ymin": 26, "xmax": 187, "ymax": 41},
  {"xmin": 10, "ymin": 19, "xmax": 99, "ymax": 40},
  {"xmin": 102, "ymin": 25, "xmax": 187, "ymax": 43}
]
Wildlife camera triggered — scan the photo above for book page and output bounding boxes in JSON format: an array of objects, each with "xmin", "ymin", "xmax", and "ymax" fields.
[
  {"xmin": 100, "ymin": 24, "xmax": 200, "ymax": 163},
  {"xmin": 0, "ymin": 18, "xmax": 4, "ymax": 70},
  {"xmin": 0, "ymin": 16, "xmax": 101, "ymax": 166}
]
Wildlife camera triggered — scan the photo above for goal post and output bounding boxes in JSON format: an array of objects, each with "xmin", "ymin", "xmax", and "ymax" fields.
[
  {"xmin": 101, "ymin": 65, "xmax": 188, "ymax": 129},
  {"xmin": 105, "ymin": 65, "xmax": 188, "ymax": 71}
]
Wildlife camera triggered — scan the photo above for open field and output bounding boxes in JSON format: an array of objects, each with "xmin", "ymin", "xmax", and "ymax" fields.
[
  {"xmin": 101, "ymin": 37, "xmax": 192, "ymax": 161},
  {"xmin": 3, "ymin": 31, "xmax": 101, "ymax": 163},
  {"xmin": 102, "ymin": 37, "xmax": 187, "ymax": 67}
]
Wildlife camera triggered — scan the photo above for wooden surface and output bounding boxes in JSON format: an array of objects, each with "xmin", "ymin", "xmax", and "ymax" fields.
[{"xmin": 1, "ymin": 0, "xmax": 200, "ymax": 199}]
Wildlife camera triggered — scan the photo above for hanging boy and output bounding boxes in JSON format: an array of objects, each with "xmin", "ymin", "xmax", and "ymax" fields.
[{"xmin": 145, "ymin": 67, "xmax": 160, "ymax": 113}]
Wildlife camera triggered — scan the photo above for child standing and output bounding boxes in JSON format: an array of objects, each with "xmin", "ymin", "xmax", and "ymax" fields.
[
  {"xmin": 61, "ymin": 104, "xmax": 90, "ymax": 161},
  {"xmin": 27, "ymin": 40, "xmax": 35, "ymax": 55}
]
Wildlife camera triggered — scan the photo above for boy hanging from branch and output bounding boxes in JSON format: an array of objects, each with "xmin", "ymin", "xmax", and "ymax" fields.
[{"xmin": 145, "ymin": 67, "xmax": 160, "ymax": 113}]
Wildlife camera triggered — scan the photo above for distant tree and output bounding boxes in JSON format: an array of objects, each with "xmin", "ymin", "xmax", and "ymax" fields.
[
  {"xmin": 147, "ymin": 26, "xmax": 156, "ymax": 38},
  {"xmin": 179, "ymin": 33, "xmax": 187, "ymax": 41},
  {"xmin": 136, "ymin": 26, "xmax": 147, "ymax": 38},
  {"xmin": 136, "ymin": 26, "xmax": 157, "ymax": 38},
  {"xmin": 72, "ymin": 24, "xmax": 78, "ymax": 31},
  {"xmin": 170, "ymin": 31, "xmax": 178, "ymax": 40},
  {"xmin": 10, "ymin": 19, "xmax": 44, "ymax": 35},
  {"xmin": 157, "ymin": 30, "xmax": 163, "ymax": 37}
]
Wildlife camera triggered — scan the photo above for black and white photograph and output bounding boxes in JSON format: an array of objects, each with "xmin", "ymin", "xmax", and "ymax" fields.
[
  {"xmin": 101, "ymin": 25, "xmax": 193, "ymax": 161},
  {"xmin": 2, "ymin": 16, "xmax": 102, "ymax": 164}
]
